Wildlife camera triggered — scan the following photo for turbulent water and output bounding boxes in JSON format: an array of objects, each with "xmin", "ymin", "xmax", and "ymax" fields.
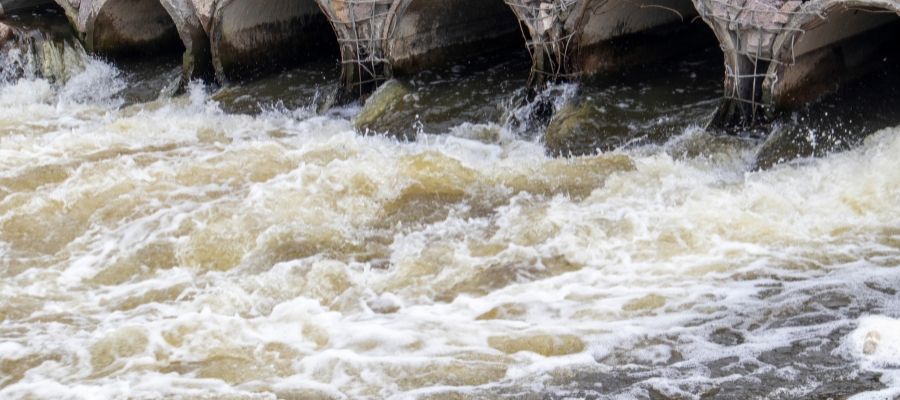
[{"xmin": 2, "ymin": 17, "xmax": 900, "ymax": 400}]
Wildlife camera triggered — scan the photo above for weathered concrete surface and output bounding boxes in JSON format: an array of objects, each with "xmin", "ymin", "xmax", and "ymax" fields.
[
  {"xmin": 53, "ymin": 0, "xmax": 211, "ymax": 80},
  {"xmin": 697, "ymin": 0, "xmax": 900, "ymax": 127},
  {"xmin": 0, "ymin": 0, "xmax": 54, "ymax": 15},
  {"xmin": 316, "ymin": 0, "xmax": 392, "ymax": 100},
  {"xmin": 319, "ymin": 0, "xmax": 705, "ymax": 92},
  {"xmin": 210, "ymin": 0, "xmax": 336, "ymax": 82},
  {"xmin": 30, "ymin": 0, "xmax": 899, "ymax": 134},
  {"xmin": 507, "ymin": 0, "xmax": 702, "ymax": 85},
  {"xmin": 385, "ymin": 0, "xmax": 521, "ymax": 74},
  {"xmin": 317, "ymin": 0, "xmax": 522, "ymax": 101},
  {"xmin": 763, "ymin": 0, "xmax": 900, "ymax": 107}
]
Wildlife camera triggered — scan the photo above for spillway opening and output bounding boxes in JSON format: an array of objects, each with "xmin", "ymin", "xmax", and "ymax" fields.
[
  {"xmin": 545, "ymin": 38, "xmax": 726, "ymax": 156},
  {"xmin": 387, "ymin": 0, "xmax": 526, "ymax": 76},
  {"xmin": 572, "ymin": 0, "xmax": 712, "ymax": 74},
  {"xmin": 210, "ymin": 0, "xmax": 339, "ymax": 82},
  {"xmin": 768, "ymin": 4, "xmax": 900, "ymax": 108},
  {"xmin": 90, "ymin": 0, "xmax": 185, "ymax": 58},
  {"xmin": 351, "ymin": 0, "xmax": 532, "ymax": 137},
  {"xmin": 0, "ymin": 2, "xmax": 70, "ymax": 37}
]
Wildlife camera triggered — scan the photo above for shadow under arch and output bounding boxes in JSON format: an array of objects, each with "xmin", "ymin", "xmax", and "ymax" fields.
[
  {"xmin": 210, "ymin": 0, "xmax": 338, "ymax": 83},
  {"xmin": 569, "ymin": 0, "xmax": 707, "ymax": 75},
  {"xmin": 80, "ymin": 0, "xmax": 210, "ymax": 80},
  {"xmin": 763, "ymin": 0, "xmax": 900, "ymax": 108},
  {"xmin": 383, "ymin": 0, "xmax": 525, "ymax": 75}
]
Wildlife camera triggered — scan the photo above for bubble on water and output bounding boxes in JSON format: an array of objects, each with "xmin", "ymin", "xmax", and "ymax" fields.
[{"xmin": 2, "ymin": 43, "xmax": 900, "ymax": 398}]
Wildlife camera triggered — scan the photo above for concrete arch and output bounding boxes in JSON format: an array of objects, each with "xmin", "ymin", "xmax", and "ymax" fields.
[
  {"xmin": 567, "ymin": 0, "xmax": 701, "ymax": 75},
  {"xmin": 763, "ymin": 0, "xmax": 900, "ymax": 107},
  {"xmin": 210, "ymin": 0, "xmax": 337, "ymax": 83},
  {"xmin": 317, "ymin": 0, "xmax": 527, "ymax": 101},
  {"xmin": 83, "ymin": 0, "xmax": 181, "ymax": 55},
  {"xmin": 60, "ymin": 0, "xmax": 211, "ymax": 80},
  {"xmin": 506, "ymin": 0, "xmax": 709, "ymax": 85},
  {"xmin": 383, "ymin": 0, "xmax": 523, "ymax": 74}
]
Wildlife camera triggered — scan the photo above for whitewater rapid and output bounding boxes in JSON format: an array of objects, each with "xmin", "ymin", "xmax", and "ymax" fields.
[{"xmin": 0, "ymin": 53, "xmax": 899, "ymax": 399}]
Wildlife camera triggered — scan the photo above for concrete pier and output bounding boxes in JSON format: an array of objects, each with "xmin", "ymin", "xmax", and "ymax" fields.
[
  {"xmin": 763, "ymin": 0, "xmax": 900, "ymax": 107},
  {"xmin": 52, "ymin": 0, "xmax": 211, "ymax": 80},
  {"xmin": 506, "ymin": 0, "xmax": 704, "ymax": 85},
  {"xmin": 314, "ymin": 0, "xmax": 706, "ymax": 98},
  {"xmin": 316, "ymin": 0, "xmax": 522, "ymax": 101},
  {"xmin": 19, "ymin": 0, "xmax": 897, "ymax": 131},
  {"xmin": 696, "ymin": 0, "xmax": 900, "ymax": 127}
]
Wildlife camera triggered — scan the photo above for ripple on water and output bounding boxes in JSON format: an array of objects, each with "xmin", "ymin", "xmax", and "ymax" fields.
[{"xmin": 0, "ymin": 48, "xmax": 899, "ymax": 400}]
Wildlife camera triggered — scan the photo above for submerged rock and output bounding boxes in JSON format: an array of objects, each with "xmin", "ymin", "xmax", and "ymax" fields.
[
  {"xmin": 0, "ymin": 22, "xmax": 14, "ymax": 44},
  {"xmin": 753, "ymin": 123, "xmax": 859, "ymax": 169},
  {"xmin": 488, "ymin": 333, "xmax": 585, "ymax": 357},
  {"xmin": 354, "ymin": 79, "xmax": 417, "ymax": 140},
  {"xmin": 545, "ymin": 99, "xmax": 629, "ymax": 157}
]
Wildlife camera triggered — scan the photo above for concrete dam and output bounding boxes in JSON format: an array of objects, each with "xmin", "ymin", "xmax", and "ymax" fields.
[{"xmin": 2, "ymin": 0, "xmax": 899, "ymax": 129}]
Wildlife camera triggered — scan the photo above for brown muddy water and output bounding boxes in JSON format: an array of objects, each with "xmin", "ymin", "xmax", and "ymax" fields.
[{"xmin": 1, "ymin": 8, "xmax": 900, "ymax": 400}]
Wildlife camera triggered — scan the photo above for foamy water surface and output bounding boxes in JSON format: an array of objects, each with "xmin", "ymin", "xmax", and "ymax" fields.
[{"xmin": 1, "ymin": 53, "xmax": 899, "ymax": 400}]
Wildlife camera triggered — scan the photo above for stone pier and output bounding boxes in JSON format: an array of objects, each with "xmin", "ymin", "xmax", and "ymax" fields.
[
  {"xmin": 696, "ymin": 0, "xmax": 900, "ymax": 127},
  {"xmin": 52, "ymin": 0, "xmax": 212, "ymax": 80}
]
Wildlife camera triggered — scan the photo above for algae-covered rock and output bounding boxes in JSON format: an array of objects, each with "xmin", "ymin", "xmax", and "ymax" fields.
[
  {"xmin": 354, "ymin": 79, "xmax": 417, "ymax": 140},
  {"xmin": 0, "ymin": 22, "xmax": 14, "ymax": 43},
  {"xmin": 544, "ymin": 99, "xmax": 629, "ymax": 157}
]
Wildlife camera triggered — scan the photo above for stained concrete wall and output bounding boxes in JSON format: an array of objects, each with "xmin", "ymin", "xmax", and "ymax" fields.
[
  {"xmin": 84, "ymin": 0, "xmax": 182, "ymax": 55},
  {"xmin": 570, "ymin": 0, "xmax": 700, "ymax": 74},
  {"xmin": 507, "ymin": 0, "xmax": 704, "ymax": 84},
  {"xmin": 386, "ymin": 0, "xmax": 521, "ymax": 74},
  {"xmin": 209, "ymin": 0, "xmax": 710, "ymax": 91},
  {"xmin": 315, "ymin": 0, "xmax": 392, "ymax": 100},
  {"xmin": 29, "ymin": 0, "xmax": 900, "ymax": 130},
  {"xmin": 763, "ymin": 0, "xmax": 900, "ymax": 107},
  {"xmin": 209, "ymin": 0, "xmax": 336, "ymax": 82},
  {"xmin": 696, "ymin": 0, "xmax": 900, "ymax": 126},
  {"xmin": 315, "ymin": 0, "xmax": 525, "ymax": 100},
  {"xmin": 53, "ymin": 0, "xmax": 211, "ymax": 80}
]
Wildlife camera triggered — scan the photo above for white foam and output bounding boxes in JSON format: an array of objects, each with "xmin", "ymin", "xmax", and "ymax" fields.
[{"xmin": 2, "ymin": 62, "xmax": 900, "ymax": 398}]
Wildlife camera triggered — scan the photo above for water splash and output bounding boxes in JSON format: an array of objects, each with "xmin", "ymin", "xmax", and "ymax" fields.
[
  {"xmin": 0, "ymin": 25, "xmax": 89, "ymax": 84},
  {"xmin": 502, "ymin": 82, "xmax": 579, "ymax": 139}
]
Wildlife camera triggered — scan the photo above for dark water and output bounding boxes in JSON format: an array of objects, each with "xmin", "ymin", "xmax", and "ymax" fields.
[{"xmin": 757, "ymin": 47, "xmax": 900, "ymax": 169}]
